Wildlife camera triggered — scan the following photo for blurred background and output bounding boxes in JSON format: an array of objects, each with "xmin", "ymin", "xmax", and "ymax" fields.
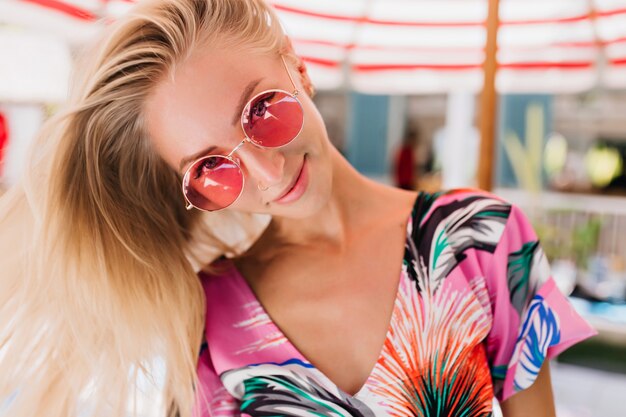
[{"xmin": 1, "ymin": 0, "xmax": 626, "ymax": 415}]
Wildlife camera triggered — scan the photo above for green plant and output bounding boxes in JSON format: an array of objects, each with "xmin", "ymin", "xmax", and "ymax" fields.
[
  {"xmin": 572, "ymin": 216, "xmax": 603, "ymax": 270},
  {"xmin": 534, "ymin": 212, "xmax": 603, "ymax": 269}
]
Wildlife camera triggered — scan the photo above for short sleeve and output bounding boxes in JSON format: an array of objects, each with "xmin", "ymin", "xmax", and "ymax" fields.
[
  {"xmin": 194, "ymin": 343, "xmax": 240, "ymax": 417},
  {"xmin": 483, "ymin": 203, "xmax": 597, "ymax": 403}
]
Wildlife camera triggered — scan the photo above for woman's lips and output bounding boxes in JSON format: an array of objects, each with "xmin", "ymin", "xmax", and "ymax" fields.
[{"xmin": 274, "ymin": 156, "xmax": 308, "ymax": 204}]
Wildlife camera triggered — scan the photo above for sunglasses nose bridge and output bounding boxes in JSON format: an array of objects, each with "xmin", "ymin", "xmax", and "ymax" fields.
[
  {"xmin": 236, "ymin": 143, "xmax": 286, "ymax": 187},
  {"xmin": 227, "ymin": 137, "xmax": 249, "ymax": 158}
]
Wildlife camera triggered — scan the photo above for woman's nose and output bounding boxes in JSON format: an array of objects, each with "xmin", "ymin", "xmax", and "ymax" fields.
[{"xmin": 237, "ymin": 143, "xmax": 285, "ymax": 188}]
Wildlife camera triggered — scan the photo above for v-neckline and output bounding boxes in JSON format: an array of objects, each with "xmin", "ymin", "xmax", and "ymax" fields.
[{"xmin": 228, "ymin": 193, "xmax": 419, "ymax": 398}]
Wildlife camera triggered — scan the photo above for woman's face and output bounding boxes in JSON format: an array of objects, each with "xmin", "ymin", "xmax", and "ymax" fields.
[{"xmin": 144, "ymin": 44, "xmax": 334, "ymax": 218}]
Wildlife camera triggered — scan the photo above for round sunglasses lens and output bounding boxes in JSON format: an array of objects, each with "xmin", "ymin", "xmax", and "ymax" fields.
[
  {"xmin": 183, "ymin": 156, "xmax": 243, "ymax": 211},
  {"xmin": 242, "ymin": 91, "xmax": 303, "ymax": 147}
]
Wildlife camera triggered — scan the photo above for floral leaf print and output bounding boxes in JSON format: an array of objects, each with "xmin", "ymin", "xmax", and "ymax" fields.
[
  {"xmin": 367, "ymin": 258, "xmax": 494, "ymax": 417},
  {"xmin": 411, "ymin": 195, "xmax": 510, "ymax": 292},
  {"xmin": 511, "ymin": 296, "xmax": 561, "ymax": 392},
  {"xmin": 489, "ymin": 364, "xmax": 508, "ymax": 398},
  {"xmin": 412, "ymin": 191, "xmax": 445, "ymax": 225},
  {"xmin": 221, "ymin": 359, "xmax": 376, "ymax": 417},
  {"xmin": 507, "ymin": 241, "xmax": 550, "ymax": 316},
  {"xmin": 404, "ymin": 191, "xmax": 444, "ymax": 285},
  {"xmin": 233, "ymin": 300, "xmax": 288, "ymax": 355}
]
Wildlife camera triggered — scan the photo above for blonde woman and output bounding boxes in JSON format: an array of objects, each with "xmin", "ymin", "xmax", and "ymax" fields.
[{"xmin": 0, "ymin": 1, "xmax": 596, "ymax": 416}]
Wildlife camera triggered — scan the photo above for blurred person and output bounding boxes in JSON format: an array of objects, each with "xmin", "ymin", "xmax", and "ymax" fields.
[
  {"xmin": 0, "ymin": 1, "xmax": 596, "ymax": 417},
  {"xmin": 393, "ymin": 128, "xmax": 418, "ymax": 190}
]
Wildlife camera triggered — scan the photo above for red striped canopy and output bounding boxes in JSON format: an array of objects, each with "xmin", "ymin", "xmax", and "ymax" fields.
[
  {"xmin": 273, "ymin": 0, "xmax": 626, "ymax": 93},
  {"xmin": 1, "ymin": 0, "xmax": 626, "ymax": 99}
]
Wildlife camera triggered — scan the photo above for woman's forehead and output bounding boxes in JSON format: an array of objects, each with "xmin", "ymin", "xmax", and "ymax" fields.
[{"xmin": 144, "ymin": 48, "xmax": 280, "ymax": 167}]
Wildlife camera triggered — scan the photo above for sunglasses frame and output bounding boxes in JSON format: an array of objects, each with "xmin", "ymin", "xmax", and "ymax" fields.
[{"xmin": 181, "ymin": 55, "xmax": 303, "ymax": 212}]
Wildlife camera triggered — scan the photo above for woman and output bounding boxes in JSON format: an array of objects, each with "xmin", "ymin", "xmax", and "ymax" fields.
[{"xmin": 0, "ymin": 1, "xmax": 596, "ymax": 416}]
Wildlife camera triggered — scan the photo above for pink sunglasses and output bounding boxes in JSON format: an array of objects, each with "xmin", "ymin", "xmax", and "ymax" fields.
[{"xmin": 181, "ymin": 56, "xmax": 304, "ymax": 212}]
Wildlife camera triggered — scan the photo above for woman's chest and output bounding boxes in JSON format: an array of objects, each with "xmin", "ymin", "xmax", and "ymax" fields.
[{"xmin": 233, "ymin": 234, "xmax": 408, "ymax": 395}]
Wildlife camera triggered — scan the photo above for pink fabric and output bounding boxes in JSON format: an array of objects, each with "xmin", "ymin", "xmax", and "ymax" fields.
[{"xmin": 194, "ymin": 188, "xmax": 597, "ymax": 416}]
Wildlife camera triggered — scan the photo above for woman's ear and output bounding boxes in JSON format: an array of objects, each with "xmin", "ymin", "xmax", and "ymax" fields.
[
  {"xmin": 281, "ymin": 35, "xmax": 295, "ymax": 56},
  {"xmin": 281, "ymin": 36, "xmax": 316, "ymax": 98},
  {"xmin": 296, "ymin": 58, "xmax": 316, "ymax": 98}
]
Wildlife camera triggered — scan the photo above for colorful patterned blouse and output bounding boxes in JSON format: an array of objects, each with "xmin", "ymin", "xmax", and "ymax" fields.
[{"xmin": 194, "ymin": 188, "xmax": 596, "ymax": 417}]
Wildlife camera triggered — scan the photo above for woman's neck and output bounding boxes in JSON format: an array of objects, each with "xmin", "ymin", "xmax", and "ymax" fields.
[{"xmin": 261, "ymin": 147, "xmax": 395, "ymax": 252}]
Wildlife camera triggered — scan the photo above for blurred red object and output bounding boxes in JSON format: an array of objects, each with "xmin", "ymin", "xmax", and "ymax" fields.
[
  {"xmin": 394, "ymin": 129, "xmax": 418, "ymax": 190},
  {"xmin": 0, "ymin": 113, "xmax": 8, "ymax": 175},
  {"xmin": 394, "ymin": 145, "xmax": 415, "ymax": 190}
]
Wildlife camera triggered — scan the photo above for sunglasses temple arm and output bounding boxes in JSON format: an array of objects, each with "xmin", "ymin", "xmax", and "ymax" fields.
[{"xmin": 280, "ymin": 55, "xmax": 299, "ymax": 97}]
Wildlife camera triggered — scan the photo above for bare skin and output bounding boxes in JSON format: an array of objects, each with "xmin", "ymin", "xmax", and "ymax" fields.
[
  {"xmin": 500, "ymin": 362, "xmax": 557, "ymax": 417},
  {"xmin": 146, "ymin": 39, "xmax": 557, "ymax": 415}
]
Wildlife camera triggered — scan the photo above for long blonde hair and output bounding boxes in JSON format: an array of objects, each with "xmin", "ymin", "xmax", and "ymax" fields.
[{"xmin": 0, "ymin": 1, "xmax": 284, "ymax": 416}]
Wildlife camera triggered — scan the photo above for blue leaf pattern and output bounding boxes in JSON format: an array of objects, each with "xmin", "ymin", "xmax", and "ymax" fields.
[{"xmin": 513, "ymin": 296, "xmax": 561, "ymax": 392}]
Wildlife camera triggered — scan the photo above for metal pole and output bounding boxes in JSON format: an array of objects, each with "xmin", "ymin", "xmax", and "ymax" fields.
[{"xmin": 477, "ymin": 0, "xmax": 501, "ymax": 191}]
